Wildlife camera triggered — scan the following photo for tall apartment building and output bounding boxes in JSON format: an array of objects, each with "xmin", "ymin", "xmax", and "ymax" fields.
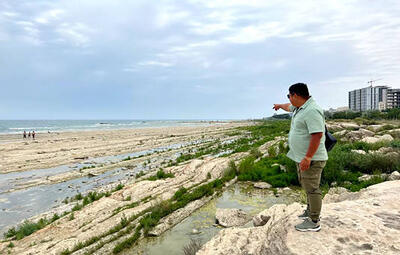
[
  {"xmin": 348, "ymin": 86, "xmax": 389, "ymax": 111},
  {"xmin": 349, "ymin": 85, "xmax": 399, "ymax": 111},
  {"xmin": 387, "ymin": 88, "xmax": 400, "ymax": 109}
]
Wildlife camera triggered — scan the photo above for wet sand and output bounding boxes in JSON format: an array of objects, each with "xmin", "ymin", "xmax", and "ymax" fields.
[{"xmin": 0, "ymin": 121, "xmax": 250, "ymax": 174}]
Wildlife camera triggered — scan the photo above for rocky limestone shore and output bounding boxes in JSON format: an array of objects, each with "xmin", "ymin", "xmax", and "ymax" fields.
[{"xmin": 197, "ymin": 180, "xmax": 400, "ymax": 255}]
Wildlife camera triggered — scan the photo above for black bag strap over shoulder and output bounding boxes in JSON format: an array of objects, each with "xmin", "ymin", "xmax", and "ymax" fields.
[{"xmin": 325, "ymin": 125, "xmax": 337, "ymax": 152}]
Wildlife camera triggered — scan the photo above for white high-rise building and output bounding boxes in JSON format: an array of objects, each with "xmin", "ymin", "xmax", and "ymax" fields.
[{"xmin": 349, "ymin": 85, "xmax": 400, "ymax": 111}]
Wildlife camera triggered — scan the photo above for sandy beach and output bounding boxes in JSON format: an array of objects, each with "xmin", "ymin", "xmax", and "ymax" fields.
[{"xmin": 0, "ymin": 121, "xmax": 250, "ymax": 175}]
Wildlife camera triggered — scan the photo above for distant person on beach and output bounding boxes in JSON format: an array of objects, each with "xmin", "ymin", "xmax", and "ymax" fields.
[
  {"xmin": 23, "ymin": 130, "xmax": 27, "ymax": 139},
  {"xmin": 32, "ymin": 131, "xmax": 36, "ymax": 139},
  {"xmin": 273, "ymin": 83, "xmax": 328, "ymax": 232},
  {"xmin": 28, "ymin": 131, "xmax": 31, "ymax": 138}
]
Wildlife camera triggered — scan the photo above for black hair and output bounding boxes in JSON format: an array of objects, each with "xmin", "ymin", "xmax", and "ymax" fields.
[{"xmin": 289, "ymin": 83, "xmax": 310, "ymax": 99}]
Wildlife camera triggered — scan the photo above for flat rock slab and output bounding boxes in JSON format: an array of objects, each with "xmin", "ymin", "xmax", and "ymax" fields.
[
  {"xmin": 215, "ymin": 208, "xmax": 250, "ymax": 227},
  {"xmin": 254, "ymin": 182, "xmax": 272, "ymax": 189},
  {"xmin": 198, "ymin": 180, "xmax": 400, "ymax": 255}
]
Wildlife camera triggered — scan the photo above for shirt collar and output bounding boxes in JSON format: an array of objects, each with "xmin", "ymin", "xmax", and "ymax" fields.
[{"xmin": 298, "ymin": 96, "xmax": 313, "ymax": 110}]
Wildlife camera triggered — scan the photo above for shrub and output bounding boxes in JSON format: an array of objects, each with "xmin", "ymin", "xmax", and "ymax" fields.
[
  {"xmin": 278, "ymin": 140, "xmax": 287, "ymax": 154},
  {"xmin": 72, "ymin": 203, "xmax": 83, "ymax": 211},
  {"xmin": 390, "ymin": 140, "xmax": 400, "ymax": 148},
  {"xmin": 112, "ymin": 226, "xmax": 141, "ymax": 254},
  {"xmin": 135, "ymin": 171, "xmax": 145, "ymax": 178},
  {"xmin": 9, "ymin": 219, "xmax": 49, "ymax": 240},
  {"xmin": 60, "ymin": 249, "xmax": 71, "ymax": 255},
  {"xmin": 75, "ymin": 193, "xmax": 83, "ymax": 200},
  {"xmin": 238, "ymin": 156, "xmax": 255, "ymax": 175},
  {"xmin": 380, "ymin": 124, "xmax": 395, "ymax": 131},
  {"xmin": 347, "ymin": 153, "xmax": 400, "ymax": 174},
  {"xmin": 267, "ymin": 146, "xmax": 277, "ymax": 157},
  {"xmin": 51, "ymin": 213, "xmax": 60, "ymax": 222},
  {"xmin": 250, "ymin": 147, "xmax": 262, "ymax": 158},
  {"xmin": 237, "ymin": 157, "xmax": 297, "ymax": 187},
  {"xmin": 120, "ymin": 214, "xmax": 128, "ymax": 227},
  {"xmin": 113, "ymin": 184, "xmax": 124, "ymax": 192},
  {"xmin": 122, "ymin": 156, "xmax": 131, "ymax": 161},
  {"xmin": 173, "ymin": 187, "xmax": 188, "ymax": 201},
  {"xmin": 147, "ymin": 169, "xmax": 174, "ymax": 181},
  {"xmin": 343, "ymin": 176, "xmax": 385, "ymax": 192}
]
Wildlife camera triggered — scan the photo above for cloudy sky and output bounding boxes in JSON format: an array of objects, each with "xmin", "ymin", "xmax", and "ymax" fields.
[{"xmin": 1, "ymin": 0, "xmax": 399, "ymax": 120}]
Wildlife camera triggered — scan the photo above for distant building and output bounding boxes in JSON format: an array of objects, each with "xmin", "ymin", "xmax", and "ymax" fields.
[
  {"xmin": 387, "ymin": 88, "xmax": 400, "ymax": 109},
  {"xmin": 348, "ymin": 85, "xmax": 395, "ymax": 111},
  {"xmin": 327, "ymin": 106, "xmax": 349, "ymax": 113}
]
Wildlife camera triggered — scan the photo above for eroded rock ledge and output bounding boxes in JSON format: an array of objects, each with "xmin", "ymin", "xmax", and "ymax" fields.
[{"xmin": 197, "ymin": 180, "xmax": 400, "ymax": 255}]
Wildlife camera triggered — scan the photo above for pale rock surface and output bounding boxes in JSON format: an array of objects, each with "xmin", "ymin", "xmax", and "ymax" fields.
[
  {"xmin": 345, "ymin": 129, "xmax": 374, "ymax": 141},
  {"xmin": 333, "ymin": 130, "xmax": 347, "ymax": 137},
  {"xmin": 369, "ymin": 125, "xmax": 384, "ymax": 131},
  {"xmin": 254, "ymin": 182, "xmax": 272, "ymax": 189},
  {"xmin": 351, "ymin": 149, "xmax": 367, "ymax": 155},
  {"xmin": 215, "ymin": 208, "xmax": 250, "ymax": 227},
  {"xmin": 358, "ymin": 174, "xmax": 373, "ymax": 182},
  {"xmin": 339, "ymin": 123, "xmax": 359, "ymax": 129},
  {"xmin": 387, "ymin": 128, "xmax": 400, "ymax": 137},
  {"xmin": 198, "ymin": 181, "xmax": 400, "ymax": 255},
  {"xmin": 361, "ymin": 134, "xmax": 394, "ymax": 144},
  {"xmin": 0, "ymin": 157, "xmax": 234, "ymax": 254},
  {"xmin": 259, "ymin": 136, "xmax": 285, "ymax": 157},
  {"xmin": 389, "ymin": 171, "xmax": 400, "ymax": 181}
]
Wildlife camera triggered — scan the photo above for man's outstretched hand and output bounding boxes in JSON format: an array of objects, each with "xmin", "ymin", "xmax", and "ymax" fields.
[{"xmin": 273, "ymin": 104, "xmax": 281, "ymax": 111}]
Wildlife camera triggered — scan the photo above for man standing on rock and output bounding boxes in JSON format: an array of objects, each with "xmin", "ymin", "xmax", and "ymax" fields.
[{"xmin": 273, "ymin": 83, "xmax": 328, "ymax": 232}]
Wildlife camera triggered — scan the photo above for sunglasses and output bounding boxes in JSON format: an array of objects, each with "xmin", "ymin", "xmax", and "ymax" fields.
[{"xmin": 287, "ymin": 94, "xmax": 291, "ymax": 99}]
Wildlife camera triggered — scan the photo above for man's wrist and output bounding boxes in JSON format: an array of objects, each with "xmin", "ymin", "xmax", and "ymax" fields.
[{"xmin": 304, "ymin": 156, "xmax": 312, "ymax": 161}]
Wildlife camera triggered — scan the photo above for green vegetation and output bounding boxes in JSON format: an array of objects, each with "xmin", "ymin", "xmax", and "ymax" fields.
[
  {"xmin": 322, "ymin": 141, "xmax": 400, "ymax": 188},
  {"xmin": 168, "ymin": 120, "xmax": 290, "ymax": 166},
  {"xmin": 4, "ymin": 215, "xmax": 60, "ymax": 240},
  {"xmin": 79, "ymin": 165, "xmax": 96, "ymax": 171},
  {"xmin": 326, "ymin": 108, "xmax": 400, "ymax": 120},
  {"xmin": 234, "ymin": 120, "xmax": 398, "ymax": 192},
  {"xmin": 250, "ymin": 147, "xmax": 262, "ymax": 158},
  {"xmin": 173, "ymin": 187, "xmax": 188, "ymax": 201},
  {"xmin": 147, "ymin": 169, "xmax": 174, "ymax": 181},
  {"xmin": 112, "ymin": 183, "xmax": 124, "ymax": 192},
  {"xmin": 6, "ymin": 119, "xmax": 398, "ymax": 252},
  {"xmin": 111, "ymin": 163, "xmax": 238, "ymax": 254},
  {"xmin": 237, "ymin": 155, "xmax": 297, "ymax": 187},
  {"xmin": 135, "ymin": 171, "xmax": 146, "ymax": 178},
  {"xmin": 122, "ymin": 156, "xmax": 132, "ymax": 161}
]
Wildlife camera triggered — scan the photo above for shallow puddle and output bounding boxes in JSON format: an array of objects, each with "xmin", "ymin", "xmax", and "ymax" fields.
[{"xmin": 127, "ymin": 183, "xmax": 300, "ymax": 255}]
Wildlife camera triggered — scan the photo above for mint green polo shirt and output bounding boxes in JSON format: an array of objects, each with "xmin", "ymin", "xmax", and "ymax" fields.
[{"xmin": 287, "ymin": 97, "xmax": 328, "ymax": 163}]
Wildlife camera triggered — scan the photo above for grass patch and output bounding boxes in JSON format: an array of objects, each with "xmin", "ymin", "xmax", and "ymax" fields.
[
  {"xmin": 147, "ymin": 169, "xmax": 174, "ymax": 181},
  {"xmin": 79, "ymin": 165, "xmax": 96, "ymax": 171},
  {"xmin": 135, "ymin": 171, "xmax": 146, "ymax": 178},
  {"xmin": 237, "ymin": 155, "xmax": 298, "ymax": 187}
]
